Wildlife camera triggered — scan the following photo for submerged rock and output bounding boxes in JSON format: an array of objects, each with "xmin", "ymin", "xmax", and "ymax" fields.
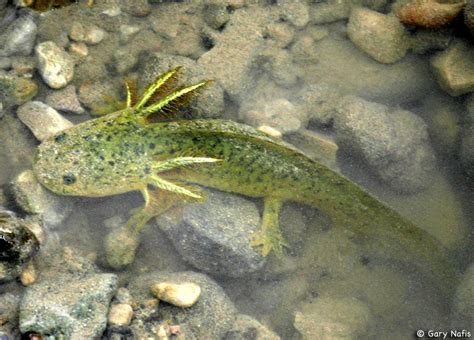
[
  {"xmin": 35, "ymin": 41, "xmax": 74, "ymax": 89},
  {"xmin": 45, "ymin": 85, "xmax": 85, "ymax": 115},
  {"xmin": 151, "ymin": 282, "xmax": 202, "ymax": 308},
  {"xmin": 225, "ymin": 314, "xmax": 281, "ymax": 339},
  {"xmin": 0, "ymin": 293, "xmax": 21, "ymax": 339},
  {"xmin": 294, "ymin": 297, "xmax": 372, "ymax": 339},
  {"xmin": 431, "ymin": 40, "xmax": 474, "ymax": 96},
  {"xmin": 128, "ymin": 271, "xmax": 237, "ymax": 339},
  {"xmin": 0, "ymin": 73, "xmax": 38, "ymax": 107},
  {"xmin": 10, "ymin": 170, "xmax": 74, "ymax": 229},
  {"xmin": 334, "ymin": 96, "xmax": 436, "ymax": 193},
  {"xmin": 0, "ymin": 211, "xmax": 40, "ymax": 283},
  {"xmin": 347, "ymin": 7, "xmax": 408, "ymax": 64},
  {"xmin": 17, "ymin": 101, "xmax": 74, "ymax": 141},
  {"xmin": 157, "ymin": 189, "xmax": 266, "ymax": 277},
  {"xmin": 452, "ymin": 264, "xmax": 474, "ymax": 329},
  {"xmin": 395, "ymin": 0, "xmax": 465, "ymax": 28},
  {"xmin": 19, "ymin": 273, "xmax": 117, "ymax": 338},
  {"xmin": 0, "ymin": 14, "xmax": 37, "ymax": 57}
]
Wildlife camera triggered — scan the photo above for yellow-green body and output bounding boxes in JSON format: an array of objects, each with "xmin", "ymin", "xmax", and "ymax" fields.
[{"xmin": 32, "ymin": 68, "xmax": 457, "ymax": 293}]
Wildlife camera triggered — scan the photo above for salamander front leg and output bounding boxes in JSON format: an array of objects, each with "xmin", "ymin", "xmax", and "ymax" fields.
[
  {"xmin": 251, "ymin": 197, "xmax": 288, "ymax": 257},
  {"xmin": 105, "ymin": 186, "xmax": 182, "ymax": 269}
]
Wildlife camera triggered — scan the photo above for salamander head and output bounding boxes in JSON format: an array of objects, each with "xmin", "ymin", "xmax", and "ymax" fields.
[{"xmin": 33, "ymin": 121, "xmax": 138, "ymax": 197}]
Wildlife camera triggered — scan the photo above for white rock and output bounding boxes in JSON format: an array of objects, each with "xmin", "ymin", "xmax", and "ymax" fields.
[
  {"xmin": 151, "ymin": 282, "xmax": 202, "ymax": 308},
  {"xmin": 35, "ymin": 41, "xmax": 74, "ymax": 89},
  {"xmin": 17, "ymin": 101, "xmax": 73, "ymax": 141}
]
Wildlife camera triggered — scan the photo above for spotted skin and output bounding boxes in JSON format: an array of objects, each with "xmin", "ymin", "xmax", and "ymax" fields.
[{"xmin": 32, "ymin": 68, "xmax": 457, "ymax": 294}]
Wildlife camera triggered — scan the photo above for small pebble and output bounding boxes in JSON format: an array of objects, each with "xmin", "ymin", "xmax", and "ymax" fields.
[
  {"xmin": 257, "ymin": 125, "xmax": 283, "ymax": 139},
  {"xmin": 20, "ymin": 261, "xmax": 36, "ymax": 286},
  {"xmin": 11, "ymin": 57, "xmax": 35, "ymax": 77},
  {"xmin": 69, "ymin": 21, "xmax": 106, "ymax": 45},
  {"xmin": 119, "ymin": 24, "xmax": 141, "ymax": 44},
  {"xmin": 151, "ymin": 282, "xmax": 202, "ymax": 308},
  {"xmin": 108, "ymin": 303, "xmax": 133, "ymax": 326},
  {"xmin": 69, "ymin": 42, "xmax": 89, "ymax": 59}
]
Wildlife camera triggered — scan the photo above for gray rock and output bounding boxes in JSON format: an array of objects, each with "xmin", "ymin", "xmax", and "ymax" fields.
[
  {"xmin": 309, "ymin": 0, "xmax": 351, "ymax": 24},
  {"xmin": 460, "ymin": 126, "xmax": 474, "ymax": 178},
  {"xmin": 10, "ymin": 170, "xmax": 74, "ymax": 229},
  {"xmin": 0, "ymin": 15, "xmax": 37, "ymax": 57},
  {"xmin": 334, "ymin": 96, "xmax": 436, "ymax": 193},
  {"xmin": 0, "ymin": 212, "xmax": 40, "ymax": 283},
  {"xmin": 197, "ymin": 6, "xmax": 274, "ymax": 101},
  {"xmin": 139, "ymin": 53, "xmax": 225, "ymax": 118},
  {"xmin": 0, "ymin": 293, "xmax": 21, "ymax": 339},
  {"xmin": 113, "ymin": 47, "xmax": 138, "ymax": 74},
  {"xmin": 278, "ymin": 0, "xmax": 310, "ymax": 28},
  {"xmin": 431, "ymin": 40, "xmax": 474, "ymax": 96},
  {"xmin": 122, "ymin": 0, "xmax": 151, "ymax": 17},
  {"xmin": 452, "ymin": 264, "xmax": 474, "ymax": 329},
  {"xmin": 295, "ymin": 82, "xmax": 342, "ymax": 126},
  {"xmin": 157, "ymin": 190, "xmax": 266, "ymax": 277},
  {"xmin": 224, "ymin": 314, "xmax": 281, "ymax": 339},
  {"xmin": 347, "ymin": 7, "xmax": 408, "ymax": 64},
  {"xmin": 285, "ymin": 129, "xmax": 339, "ymax": 171},
  {"xmin": 128, "ymin": 271, "xmax": 237, "ymax": 339},
  {"xmin": 17, "ymin": 101, "xmax": 73, "ymax": 141},
  {"xmin": 260, "ymin": 47, "xmax": 300, "ymax": 88},
  {"xmin": 308, "ymin": 37, "xmax": 436, "ymax": 105},
  {"xmin": 294, "ymin": 297, "xmax": 372, "ymax": 339},
  {"xmin": 291, "ymin": 35, "xmax": 319, "ymax": 64},
  {"xmin": 0, "ymin": 73, "xmax": 38, "ymax": 107},
  {"xmin": 265, "ymin": 22, "xmax": 295, "ymax": 49},
  {"xmin": 241, "ymin": 97, "xmax": 305, "ymax": 134},
  {"xmin": 419, "ymin": 93, "xmax": 462, "ymax": 155},
  {"xmin": 119, "ymin": 24, "xmax": 141, "ymax": 44},
  {"xmin": 69, "ymin": 21, "xmax": 106, "ymax": 45},
  {"xmin": 410, "ymin": 28, "xmax": 452, "ymax": 54},
  {"xmin": 19, "ymin": 273, "xmax": 117, "ymax": 338},
  {"xmin": 45, "ymin": 85, "xmax": 85, "ymax": 114},
  {"xmin": 203, "ymin": 3, "xmax": 230, "ymax": 30},
  {"xmin": 0, "ymin": 57, "xmax": 11, "ymax": 69},
  {"xmin": 35, "ymin": 41, "xmax": 74, "ymax": 89},
  {"xmin": 465, "ymin": 0, "xmax": 474, "ymax": 33}
]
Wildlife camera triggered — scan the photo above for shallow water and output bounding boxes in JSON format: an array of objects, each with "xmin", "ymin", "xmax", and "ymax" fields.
[{"xmin": 0, "ymin": 0, "xmax": 473, "ymax": 339}]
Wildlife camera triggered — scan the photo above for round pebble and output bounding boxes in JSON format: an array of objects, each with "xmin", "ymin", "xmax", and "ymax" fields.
[
  {"xmin": 151, "ymin": 282, "xmax": 202, "ymax": 308},
  {"xmin": 108, "ymin": 303, "xmax": 133, "ymax": 326}
]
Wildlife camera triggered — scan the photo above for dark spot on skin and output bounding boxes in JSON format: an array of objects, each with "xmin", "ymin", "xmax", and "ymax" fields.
[
  {"xmin": 63, "ymin": 173, "xmax": 76, "ymax": 185},
  {"xmin": 54, "ymin": 133, "xmax": 66, "ymax": 143}
]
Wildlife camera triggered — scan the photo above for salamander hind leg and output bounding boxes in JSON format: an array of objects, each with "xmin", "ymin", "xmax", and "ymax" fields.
[{"xmin": 251, "ymin": 197, "xmax": 288, "ymax": 257}]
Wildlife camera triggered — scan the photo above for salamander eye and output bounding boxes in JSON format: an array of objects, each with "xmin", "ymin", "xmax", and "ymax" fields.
[
  {"xmin": 62, "ymin": 174, "xmax": 76, "ymax": 185},
  {"xmin": 54, "ymin": 133, "xmax": 66, "ymax": 143}
]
